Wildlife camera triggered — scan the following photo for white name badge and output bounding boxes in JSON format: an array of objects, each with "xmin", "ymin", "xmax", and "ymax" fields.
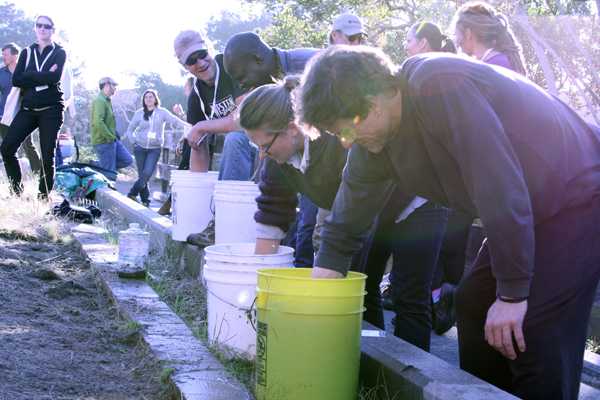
[
  {"xmin": 35, "ymin": 85, "xmax": 49, "ymax": 92},
  {"xmin": 147, "ymin": 131, "xmax": 157, "ymax": 141}
]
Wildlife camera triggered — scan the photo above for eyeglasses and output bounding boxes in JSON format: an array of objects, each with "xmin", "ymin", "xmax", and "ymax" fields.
[
  {"xmin": 260, "ymin": 131, "xmax": 282, "ymax": 156},
  {"xmin": 184, "ymin": 50, "xmax": 209, "ymax": 66},
  {"xmin": 36, "ymin": 23, "xmax": 53, "ymax": 30}
]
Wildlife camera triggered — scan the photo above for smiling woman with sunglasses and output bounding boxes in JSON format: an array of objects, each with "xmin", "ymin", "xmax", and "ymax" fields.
[{"xmin": 0, "ymin": 15, "xmax": 66, "ymax": 198}]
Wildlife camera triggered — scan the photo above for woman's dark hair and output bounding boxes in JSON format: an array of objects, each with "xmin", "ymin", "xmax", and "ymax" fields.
[
  {"xmin": 453, "ymin": 1, "xmax": 526, "ymax": 75},
  {"xmin": 300, "ymin": 45, "xmax": 399, "ymax": 131},
  {"xmin": 142, "ymin": 89, "xmax": 160, "ymax": 120},
  {"xmin": 238, "ymin": 76, "xmax": 300, "ymax": 134},
  {"xmin": 410, "ymin": 22, "xmax": 456, "ymax": 53}
]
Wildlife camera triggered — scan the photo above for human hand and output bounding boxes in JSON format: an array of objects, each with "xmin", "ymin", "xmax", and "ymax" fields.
[
  {"xmin": 175, "ymin": 138, "xmax": 185, "ymax": 155},
  {"xmin": 311, "ymin": 267, "xmax": 344, "ymax": 279},
  {"xmin": 49, "ymin": 64, "xmax": 58, "ymax": 72},
  {"xmin": 186, "ymin": 125, "xmax": 209, "ymax": 150},
  {"xmin": 485, "ymin": 298, "xmax": 528, "ymax": 360},
  {"xmin": 172, "ymin": 104, "xmax": 184, "ymax": 117}
]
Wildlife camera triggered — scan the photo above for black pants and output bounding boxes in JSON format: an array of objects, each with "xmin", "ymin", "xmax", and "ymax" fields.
[
  {"xmin": 362, "ymin": 201, "xmax": 449, "ymax": 351},
  {"xmin": 0, "ymin": 123, "xmax": 41, "ymax": 173},
  {"xmin": 456, "ymin": 199, "xmax": 600, "ymax": 400},
  {"xmin": 432, "ymin": 210, "xmax": 474, "ymax": 289},
  {"xmin": 0, "ymin": 107, "xmax": 63, "ymax": 195}
]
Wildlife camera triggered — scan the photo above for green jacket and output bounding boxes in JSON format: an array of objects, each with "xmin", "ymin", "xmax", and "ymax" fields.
[{"xmin": 90, "ymin": 93, "xmax": 117, "ymax": 145}]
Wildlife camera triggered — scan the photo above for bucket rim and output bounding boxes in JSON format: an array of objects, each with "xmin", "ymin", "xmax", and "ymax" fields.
[
  {"xmin": 205, "ymin": 244, "xmax": 295, "ymax": 257},
  {"xmin": 257, "ymin": 268, "xmax": 366, "ymax": 281}
]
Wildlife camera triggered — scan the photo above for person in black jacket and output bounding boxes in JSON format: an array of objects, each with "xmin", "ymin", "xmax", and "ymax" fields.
[
  {"xmin": 239, "ymin": 76, "xmax": 450, "ymax": 351},
  {"xmin": 300, "ymin": 45, "xmax": 600, "ymax": 400},
  {"xmin": 0, "ymin": 15, "xmax": 65, "ymax": 198}
]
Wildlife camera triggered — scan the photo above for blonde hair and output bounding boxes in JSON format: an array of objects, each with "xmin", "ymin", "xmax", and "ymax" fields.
[{"xmin": 453, "ymin": 1, "xmax": 526, "ymax": 75}]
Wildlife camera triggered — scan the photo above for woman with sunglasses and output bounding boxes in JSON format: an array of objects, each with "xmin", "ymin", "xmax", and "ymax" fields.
[
  {"xmin": 239, "ymin": 76, "xmax": 450, "ymax": 352},
  {"xmin": 329, "ymin": 13, "xmax": 368, "ymax": 45},
  {"xmin": 125, "ymin": 89, "xmax": 189, "ymax": 207},
  {"xmin": 0, "ymin": 15, "xmax": 66, "ymax": 198}
]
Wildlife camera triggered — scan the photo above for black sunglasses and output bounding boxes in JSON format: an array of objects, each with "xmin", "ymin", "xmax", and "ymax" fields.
[
  {"xmin": 36, "ymin": 23, "xmax": 53, "ymax": 30},
  {"xmin": 184, "ymin": 50, "xmax": 209, "ymax": 66},
  {"xmin": 347, "ymin": 33, "xmax": 366, "ymax": 44}
]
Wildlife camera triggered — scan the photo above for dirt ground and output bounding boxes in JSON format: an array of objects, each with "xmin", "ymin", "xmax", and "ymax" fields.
[{"xmin": 0, "ymin": 229, "xmax": 173, "ymax": 400}]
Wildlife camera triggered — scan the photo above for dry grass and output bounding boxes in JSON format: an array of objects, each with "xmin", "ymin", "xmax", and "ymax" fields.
[{"xmin": 0, "ymin": 175, "xmax": 63, "ymax": 241}]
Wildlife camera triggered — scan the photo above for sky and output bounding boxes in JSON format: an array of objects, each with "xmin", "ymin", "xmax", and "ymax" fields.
[{"xmin": 15, "ymin": 0, "xmax": 251, "ymax": 89}]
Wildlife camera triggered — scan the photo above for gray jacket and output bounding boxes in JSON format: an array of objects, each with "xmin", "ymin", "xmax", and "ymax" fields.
[{"xmin": 125, "ymin": 107, "xmax": 187, "ymax": 149}]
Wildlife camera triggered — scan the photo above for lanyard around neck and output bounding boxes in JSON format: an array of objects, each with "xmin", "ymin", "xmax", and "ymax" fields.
[
  {"xmin": 194, "ymin": 61, "xmax": 220, "ymax": 121},
  {"xmin": 34, "ymin": 43, "xmax": 55, "ymax": 72}
]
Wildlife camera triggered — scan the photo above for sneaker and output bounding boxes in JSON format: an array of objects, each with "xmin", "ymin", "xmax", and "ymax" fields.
[
  {"xmin": 157, "ymin": 197, "xmax": 171, "ymax": 216},
  {"xmin": 432, "ymin": 283, "xmax": 456, "ymax": 335},
  {"xmin": 141, "ymin": 200, "xmax": 150, "ymax": 207},
  {"xmin": 127, "ymin": 194, "xmax": 138, "ymax": 202},
  {"xmin": 187, "ymin": 220, "xmax": 215, "ymax": 247}
]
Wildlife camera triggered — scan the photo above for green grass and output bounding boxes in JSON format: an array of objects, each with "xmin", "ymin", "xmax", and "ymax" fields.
[{"xmin": 142, "ymin": 257, "xmax": 256, "ymax": 392}]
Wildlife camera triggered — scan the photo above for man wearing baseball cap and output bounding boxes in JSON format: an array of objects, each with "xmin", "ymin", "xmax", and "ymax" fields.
[
  {"xmin": 173, "ymin": 30, "xmax": 257, "ymax": 246},
  {"xmin": 329, "ymin": 13, "xmax": 368, "ymax": 45},
  {"xmin": 90, "ymin": 76, "xmax": 133, "ymax": 172}
]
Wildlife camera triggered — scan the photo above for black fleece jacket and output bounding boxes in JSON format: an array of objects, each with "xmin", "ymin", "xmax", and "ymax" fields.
[{"xmin": 254, "ymin": 132, "xmax": 349, "ymax": 232}]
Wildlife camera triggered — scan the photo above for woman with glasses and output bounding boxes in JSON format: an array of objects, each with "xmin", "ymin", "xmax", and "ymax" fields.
[
  {"xmin": 125, "ymin": 89, "xmax": 189, "ymax": 207},
  {"xmin": 239, "ymin": 76, "xmax": 450, "ymax": 352},
  {"xmin": 0, "ymin": 15, "xmax": 66, "ymax": 198}
]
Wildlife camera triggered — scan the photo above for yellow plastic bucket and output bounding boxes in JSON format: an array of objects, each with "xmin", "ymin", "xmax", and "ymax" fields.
[{"xmin": 255, "ymin": 268, "xmax": 366, "ymax": 400}]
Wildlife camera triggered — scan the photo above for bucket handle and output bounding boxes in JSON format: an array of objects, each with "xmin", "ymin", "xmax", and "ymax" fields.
[{"xmin": 201, "ymin": 275, "xmax": 257, "ymax": 331}]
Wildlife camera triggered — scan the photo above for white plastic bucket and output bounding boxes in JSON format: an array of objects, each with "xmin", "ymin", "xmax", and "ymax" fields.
[
  {"xmin": 203, "ymin": 243, "xmax": 294, "ymax": 358},
  {"xmin": 213, "ymin": 180, "xmax": 260, "ymax": 244},
  {"xmin": 171, "ymin": 171, "xmax": 218, "ymax": 241}
]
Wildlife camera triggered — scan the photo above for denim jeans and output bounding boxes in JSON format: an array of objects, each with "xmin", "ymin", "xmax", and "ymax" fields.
[
  {"xmin": 362, "ymin": 201, "xmax": 449, "ymax": 351},
  {"xmin": 94, "ymin": 140, "xmax": 133, "ymax": 172},
  {"xmin": 294, "ymin": 195, "xmax": 318, "ymax": 268},
  {"xmin": 218, "ymin": 131, "xmax": 257, "ymax": 181},
  {"xmin": 128, "ymin": 145, "xmax": 161, "ymax": 203}
]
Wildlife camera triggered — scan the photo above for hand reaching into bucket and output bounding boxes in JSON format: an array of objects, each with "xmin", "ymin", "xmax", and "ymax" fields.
[{"xmin": 311, "ymin": 267, "xmax": 344, "ymax": 279}]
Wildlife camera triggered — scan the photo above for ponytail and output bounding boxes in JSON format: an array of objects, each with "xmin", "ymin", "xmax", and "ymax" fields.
[
  {"xmin": 412, "ymin": 21, "xmax": 457, "ymax": 54},
  {"xmin": 239, "ymin": 75, "xmax": 300, "ymax": 132}
]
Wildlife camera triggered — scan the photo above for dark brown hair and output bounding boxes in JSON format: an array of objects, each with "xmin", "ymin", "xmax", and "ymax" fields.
[
  {"xmin": 142, "ymin": 89, "xmax": 160, "ymax": 120},
  {"xmin": 410, "ymin": 22, "xmax": 456, "ymax": 53},
  {"xmin": 300, "ymin": 45, "xmax": 399, "ymax": 131}
]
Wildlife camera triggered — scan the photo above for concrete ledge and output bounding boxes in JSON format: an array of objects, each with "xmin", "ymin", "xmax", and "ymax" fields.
[
  {"xmin": 360, "ymin": 322, "xmax": 517, "ymax": 400},
  {"xmin": 95, "ymin": 187, "xmax": 204, "ymax": 277},
  {"xmin": 70, "ymin": 223, "xmax": 252, "ymax": 400}
]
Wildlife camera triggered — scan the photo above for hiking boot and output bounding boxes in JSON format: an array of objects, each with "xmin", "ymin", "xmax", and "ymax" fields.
[
  {"xmin": 127, "ymin": 194, "xmax": 138, "ymax": 202},
  {"xmin": 141, "ymin": 200, "xmax": 150, "ymax": 207},
  {"xmin": 432, "ymin": 283, "xmax": 456, "ymax": 335},
  {"xmin": 187, "ymin": 220, "xmax": 215, "ymax": 247},
  {"xmin": 157, "ymin": 196, "xmax": 171, "ymax": 216}
]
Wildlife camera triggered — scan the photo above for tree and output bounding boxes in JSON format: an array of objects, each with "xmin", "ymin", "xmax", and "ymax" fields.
[
  {"xmin": 245, "ymin": 0, "xmax": 599, "ymax": 122},
  {"xmin": 134, "ymin": 72, "xmax": 186, "ymax": 113},
  {"xmin": 0, "ymin": 2, "xmax": 35, "ymax": 47},
  {"xmin": 206, "ymin": 9, "xmax": 271, "ymax": 52}
]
